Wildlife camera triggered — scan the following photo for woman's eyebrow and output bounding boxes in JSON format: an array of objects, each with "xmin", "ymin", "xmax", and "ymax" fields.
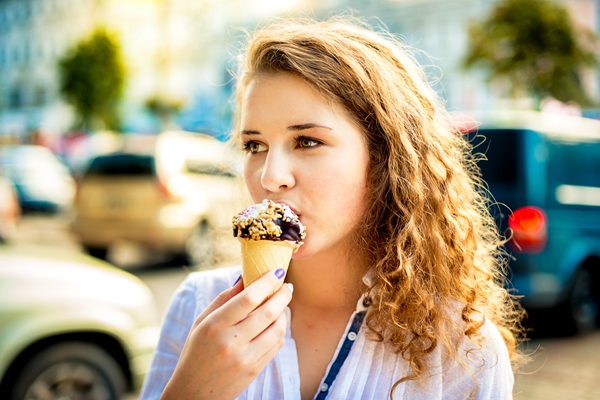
[
  {"xmin": 287, "ymin": 123, "xmax": 332, "ymax": 131},
  {"xmin": 241, "ymin": 123, "xmax": 332, "ymax": 135}
]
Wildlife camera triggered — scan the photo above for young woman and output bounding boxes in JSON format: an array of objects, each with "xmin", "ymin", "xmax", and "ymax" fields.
[{"xmin": 140, "ymin": 17, "xmax": 524, "ymax": 400}]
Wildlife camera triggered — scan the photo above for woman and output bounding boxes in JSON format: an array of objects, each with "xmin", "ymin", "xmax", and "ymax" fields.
[{"xmin": 141, "ymin": 16, "xmax": 524, "ymax": 400}]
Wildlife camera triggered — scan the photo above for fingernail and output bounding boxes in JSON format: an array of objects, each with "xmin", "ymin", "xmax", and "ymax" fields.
[
  {"xmin": 286, "ymin": 283, "xmax": 294, "ymax": 293},
  {"xmin": 274, "ymin": 268, "xmax": 285, "ymax": 279},
  {"xmin": 232, "ymin": 274, "xmax": 241, "ymax": 287}
]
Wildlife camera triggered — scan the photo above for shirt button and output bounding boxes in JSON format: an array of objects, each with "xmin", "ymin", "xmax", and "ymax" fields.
[
  {"xmin": 320, "ymin": 383, "xmax": 329, "ymax": 392},
  {"xmin": 348, "ymin": 331, "xmax": 357, "ymax": 341}
]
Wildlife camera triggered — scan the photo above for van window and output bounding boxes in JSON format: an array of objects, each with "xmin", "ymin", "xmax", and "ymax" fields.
[
  {"xmin": 84, "ymin": 154, "xmax": 156, "ymax": 177},
  {"xmin": 468, "ymin": 129, "xmax": 525, "ymax": 225},
  {"xmin": 468, "ymin": 129, "xmax": 519, "ymax": 185},
  {"xmin": 547, "ymin": 140, "xmax": 600, "ymax": 208}
]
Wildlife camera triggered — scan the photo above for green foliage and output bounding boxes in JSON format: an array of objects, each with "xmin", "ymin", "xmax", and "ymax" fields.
[
  {"xmin": 464, "ymin": 0, "xmax": 598, "ymax": 107},
  {"xmin": 59, "ymin": 29, "xmax": 125, "ymax": 130},
  {"xmin": 145, "ymin": 97, "xmax": 184, "ymax": 131},
  {"xmin": 146, "ymin": 97, "xmax": 182, "ymax": 119}
]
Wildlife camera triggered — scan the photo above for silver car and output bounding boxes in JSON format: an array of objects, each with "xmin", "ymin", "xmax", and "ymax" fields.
[
  {"xmin": 0, "ymin": 243, "xmax": 160, "ymax": 400},
  {"xmin": 0, "ymin": 145, "xmax": 76, "ymax": 213}
]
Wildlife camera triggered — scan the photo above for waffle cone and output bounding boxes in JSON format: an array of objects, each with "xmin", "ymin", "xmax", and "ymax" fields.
[{"xmin": 239, "ymin": 238, "xmax": 295, "ymax": 290}]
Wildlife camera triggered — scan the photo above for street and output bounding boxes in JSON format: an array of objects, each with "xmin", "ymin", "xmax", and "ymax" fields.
[{"xmin": 12, "ymin": 213, "xmax": 600, "ymax": 400}]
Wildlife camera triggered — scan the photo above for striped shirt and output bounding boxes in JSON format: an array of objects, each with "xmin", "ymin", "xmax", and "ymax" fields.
[{"xmin": 140, "ymin": 265, "xmax": 514, "ymax": 400}]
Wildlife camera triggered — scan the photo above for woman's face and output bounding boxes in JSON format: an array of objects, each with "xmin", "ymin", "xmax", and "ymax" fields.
[{"xmin": 240, "ymin": 73, "xmax": 370, "ymax": 259}]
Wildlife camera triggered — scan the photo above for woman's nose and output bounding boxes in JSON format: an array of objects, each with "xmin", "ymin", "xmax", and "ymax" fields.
[{"xmin": 260, "ymin": 150, "xmax": 295, "ymax": 192}]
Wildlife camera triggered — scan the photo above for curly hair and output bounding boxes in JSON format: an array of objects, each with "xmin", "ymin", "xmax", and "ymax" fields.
[{"xmin": 231, "ymin": 16, "xmax": 526, "ymax": 397}]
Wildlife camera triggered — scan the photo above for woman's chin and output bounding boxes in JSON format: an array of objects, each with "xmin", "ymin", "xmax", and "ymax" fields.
[{"xmin": 291, "ymin": 239, "xmax": 318, "ymax": 260}]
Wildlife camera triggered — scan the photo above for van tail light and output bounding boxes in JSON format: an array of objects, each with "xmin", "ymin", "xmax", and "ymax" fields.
[
  {"xmin": 508, "ymin": 206, "xmax": 548, "ymax": 254},
  {"xmin": 158, "ymin": 174, "xmax": 190, "ymax": 199},
  {"xmin": 158, "ymin": 179, "xmax": 174, "ymax": 199}
]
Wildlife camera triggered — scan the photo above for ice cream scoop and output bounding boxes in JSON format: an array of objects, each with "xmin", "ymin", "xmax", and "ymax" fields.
[
  {"xmin": 232, "ymin": 199, "xmax": 306, "ymax": 245},
  {"xmin": 232, "ymin": 200, "xmax": 306, "ymax": 289}
]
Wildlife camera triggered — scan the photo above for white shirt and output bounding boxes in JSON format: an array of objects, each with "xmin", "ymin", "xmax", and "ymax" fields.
[{"xmin": 140, "ymin": 265, "xmax": 514, "ymax": 400}]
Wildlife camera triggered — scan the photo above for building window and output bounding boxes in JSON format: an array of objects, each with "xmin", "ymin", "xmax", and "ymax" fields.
[
  {"xmin": 35, "ymin": 88, "xmax": 47, "ymax": 106},
  {"xmin": 23, "ymin": 42, "xmax": 30, "ymax": 63},
  {"xmin": 23, "ymin": 2, "xmax": 31, "ymax": 20},
  {"xmin": 5, "ymin": 9, "xmax": 13, "ymax": 24},
  {"xmin": 10, "ymin": 88, "xmax": 23, "ymax": 109},
  {"xmin": 11, "ymin": 47, "xmax": 19, "ymax": 63}
]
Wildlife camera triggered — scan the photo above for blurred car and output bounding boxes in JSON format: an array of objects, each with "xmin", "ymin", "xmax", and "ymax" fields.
[
  {"xmin": 0, "ymin": 145, "xmax": 76, "ymax": 213},
  {"xmin": 464, "ymin": 110, "xmax": 600, "ymax": 333},
  {"xmin": 0, "ymin": 242, "xmax": 159, "ymax": 400},
  {"xmin": 0, "ymin": 173, "xmax": 20, "ymax": 242},
  {"xmin": 71, "ymin": 131, "xmax": 240, "ymax": 267}
]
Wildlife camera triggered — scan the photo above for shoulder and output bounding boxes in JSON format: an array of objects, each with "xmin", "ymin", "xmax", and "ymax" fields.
[
  {"xmin": 477, "ymin": 318, "xmax": 513, "ymax": 377},
  {"xmin": 443, "ymin": 301, "xmax": 511, "ymax": 364},
  {"xmin": 452, "ymin": 317, "xmax": 514, "ymax": 399},
  {"xmin": 473, "ymin": 318, "xmax": 514, "ymax": 399},
  {"xmin": 432, "ymin": 303, "xmax": 514, "ymax": 399}
]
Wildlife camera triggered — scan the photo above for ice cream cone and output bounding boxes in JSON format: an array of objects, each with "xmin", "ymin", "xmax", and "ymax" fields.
[{"xmin": 239, "ymin": 238, "xmax": 295, "ymax": 291}]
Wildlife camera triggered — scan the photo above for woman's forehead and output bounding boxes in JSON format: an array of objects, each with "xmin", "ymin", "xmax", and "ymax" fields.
[{"xmin": 243, "ymin": 73, "xmax": 352, "ymax": 117}]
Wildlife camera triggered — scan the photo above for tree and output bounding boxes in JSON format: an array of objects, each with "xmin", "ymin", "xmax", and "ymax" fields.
[
  {"xmin": 59, "ymin": 29, "xmax": 125, "ymax": 130},
  {"xmin": 145, "ymin": 96, "xmax": 182, "ymax": 131},
  {"xmin": 463, "ymin": 0, "xmax": 598, "ymax": 107}
]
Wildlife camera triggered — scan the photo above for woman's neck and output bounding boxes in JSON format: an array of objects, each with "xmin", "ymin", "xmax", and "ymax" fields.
[{"xmin": 286, "ymin": 247, "xmax": 368, "ymax": 312}]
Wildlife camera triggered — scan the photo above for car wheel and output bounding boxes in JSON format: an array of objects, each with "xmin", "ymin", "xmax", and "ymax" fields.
[
  {"xmin": 566, "ymin": 268, "xmax": 598, "ymax": 334},
  {"xmin": 84, "ymin": 246, "xmax": 108, "ymax": 260},
  {"xmin": 9, "ymin": 342, "xmax": 126, "ymax": 400},
  {"xmin": 184, "ymin": 220, "xmax": 215, "ymax": 268}
]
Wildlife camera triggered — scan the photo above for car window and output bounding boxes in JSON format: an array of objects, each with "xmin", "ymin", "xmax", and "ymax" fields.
[{"xmin": 84, "ymin": 154, "xmax": 156, "ymax": 177}]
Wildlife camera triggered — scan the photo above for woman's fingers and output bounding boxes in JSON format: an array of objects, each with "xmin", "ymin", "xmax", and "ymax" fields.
[
  {"xmin": 213, "ymin": 268, "xmax": 290, "ymax": 326},
  {"xmin": 250, "ymin": 308, "xmax": 288, "ymax": 363},
  {"xmin": 161, "ymin": 274, "xmax": 291, "ymax": 400},
  {"xmin": 236, "ymin": 282, "xmax": 293, "ymax": 340}
]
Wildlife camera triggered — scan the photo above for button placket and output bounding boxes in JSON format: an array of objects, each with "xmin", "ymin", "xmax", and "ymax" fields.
[{"xmin": 314, "ymin": 311, "xmax": 366, "ymax": 400}]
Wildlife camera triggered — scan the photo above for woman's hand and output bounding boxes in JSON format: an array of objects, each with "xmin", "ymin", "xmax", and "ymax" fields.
[{"xmin": 160, "ymin": 268, "xmax": 293, "ymax": 400}]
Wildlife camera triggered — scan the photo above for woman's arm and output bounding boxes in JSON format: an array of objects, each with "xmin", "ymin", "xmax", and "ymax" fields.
[
  {"xmin": 142, "ymin": 268, "xmax": 292, "ymax": 400},
  {"xmin": 139, "ymin": 273, "xmax": 199, "ymax": 400}
]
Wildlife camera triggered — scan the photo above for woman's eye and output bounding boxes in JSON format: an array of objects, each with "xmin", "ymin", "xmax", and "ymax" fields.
[
  {"xmin": 242, "ymin": 141, "xmax": 266, "ymax": 154},
  {"xmin": 297, "ymin": 136, "xmax": 321, "ymax": 148}
]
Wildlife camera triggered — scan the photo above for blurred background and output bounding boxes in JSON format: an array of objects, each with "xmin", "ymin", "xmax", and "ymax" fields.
[{"xmin": 1, "ymin": 0, "xmax": 600, "ymax": 399}]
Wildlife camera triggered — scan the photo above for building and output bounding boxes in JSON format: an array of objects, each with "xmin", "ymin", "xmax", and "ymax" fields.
[
  {"xmin": 319, "ymin": 0, "xmax": 600, "ymax": 113},
  {"xmin": 0, "ymin": 0, "xmax": 100, "ymax": 138},
  {"xmin": 0, "ymin": 0, "xmax": 306, "ymax": 141},
  {"xmin": 1, "ymin": 0, "xmax": 598, "ymax": 142}
]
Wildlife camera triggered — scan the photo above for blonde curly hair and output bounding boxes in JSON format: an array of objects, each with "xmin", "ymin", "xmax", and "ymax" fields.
[{"xmin": 231, "ymin": 16, "xmax": 526, "ymax": 397}]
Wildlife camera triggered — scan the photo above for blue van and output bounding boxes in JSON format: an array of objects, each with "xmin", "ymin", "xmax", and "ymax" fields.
[{"xmin": 465, "ymin": 110, "xmax": 600, "ymax": 333}]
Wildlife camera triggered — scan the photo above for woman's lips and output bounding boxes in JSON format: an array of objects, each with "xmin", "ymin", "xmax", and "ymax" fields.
[{"xmin": 273, "ymin": 200, "xmax": 300, "ymax": 217}]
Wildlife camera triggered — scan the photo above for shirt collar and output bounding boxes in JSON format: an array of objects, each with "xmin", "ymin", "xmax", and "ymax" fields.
[{"xmin": 357, "ymin": 269, "xmax": 375, "ymax": 312}]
